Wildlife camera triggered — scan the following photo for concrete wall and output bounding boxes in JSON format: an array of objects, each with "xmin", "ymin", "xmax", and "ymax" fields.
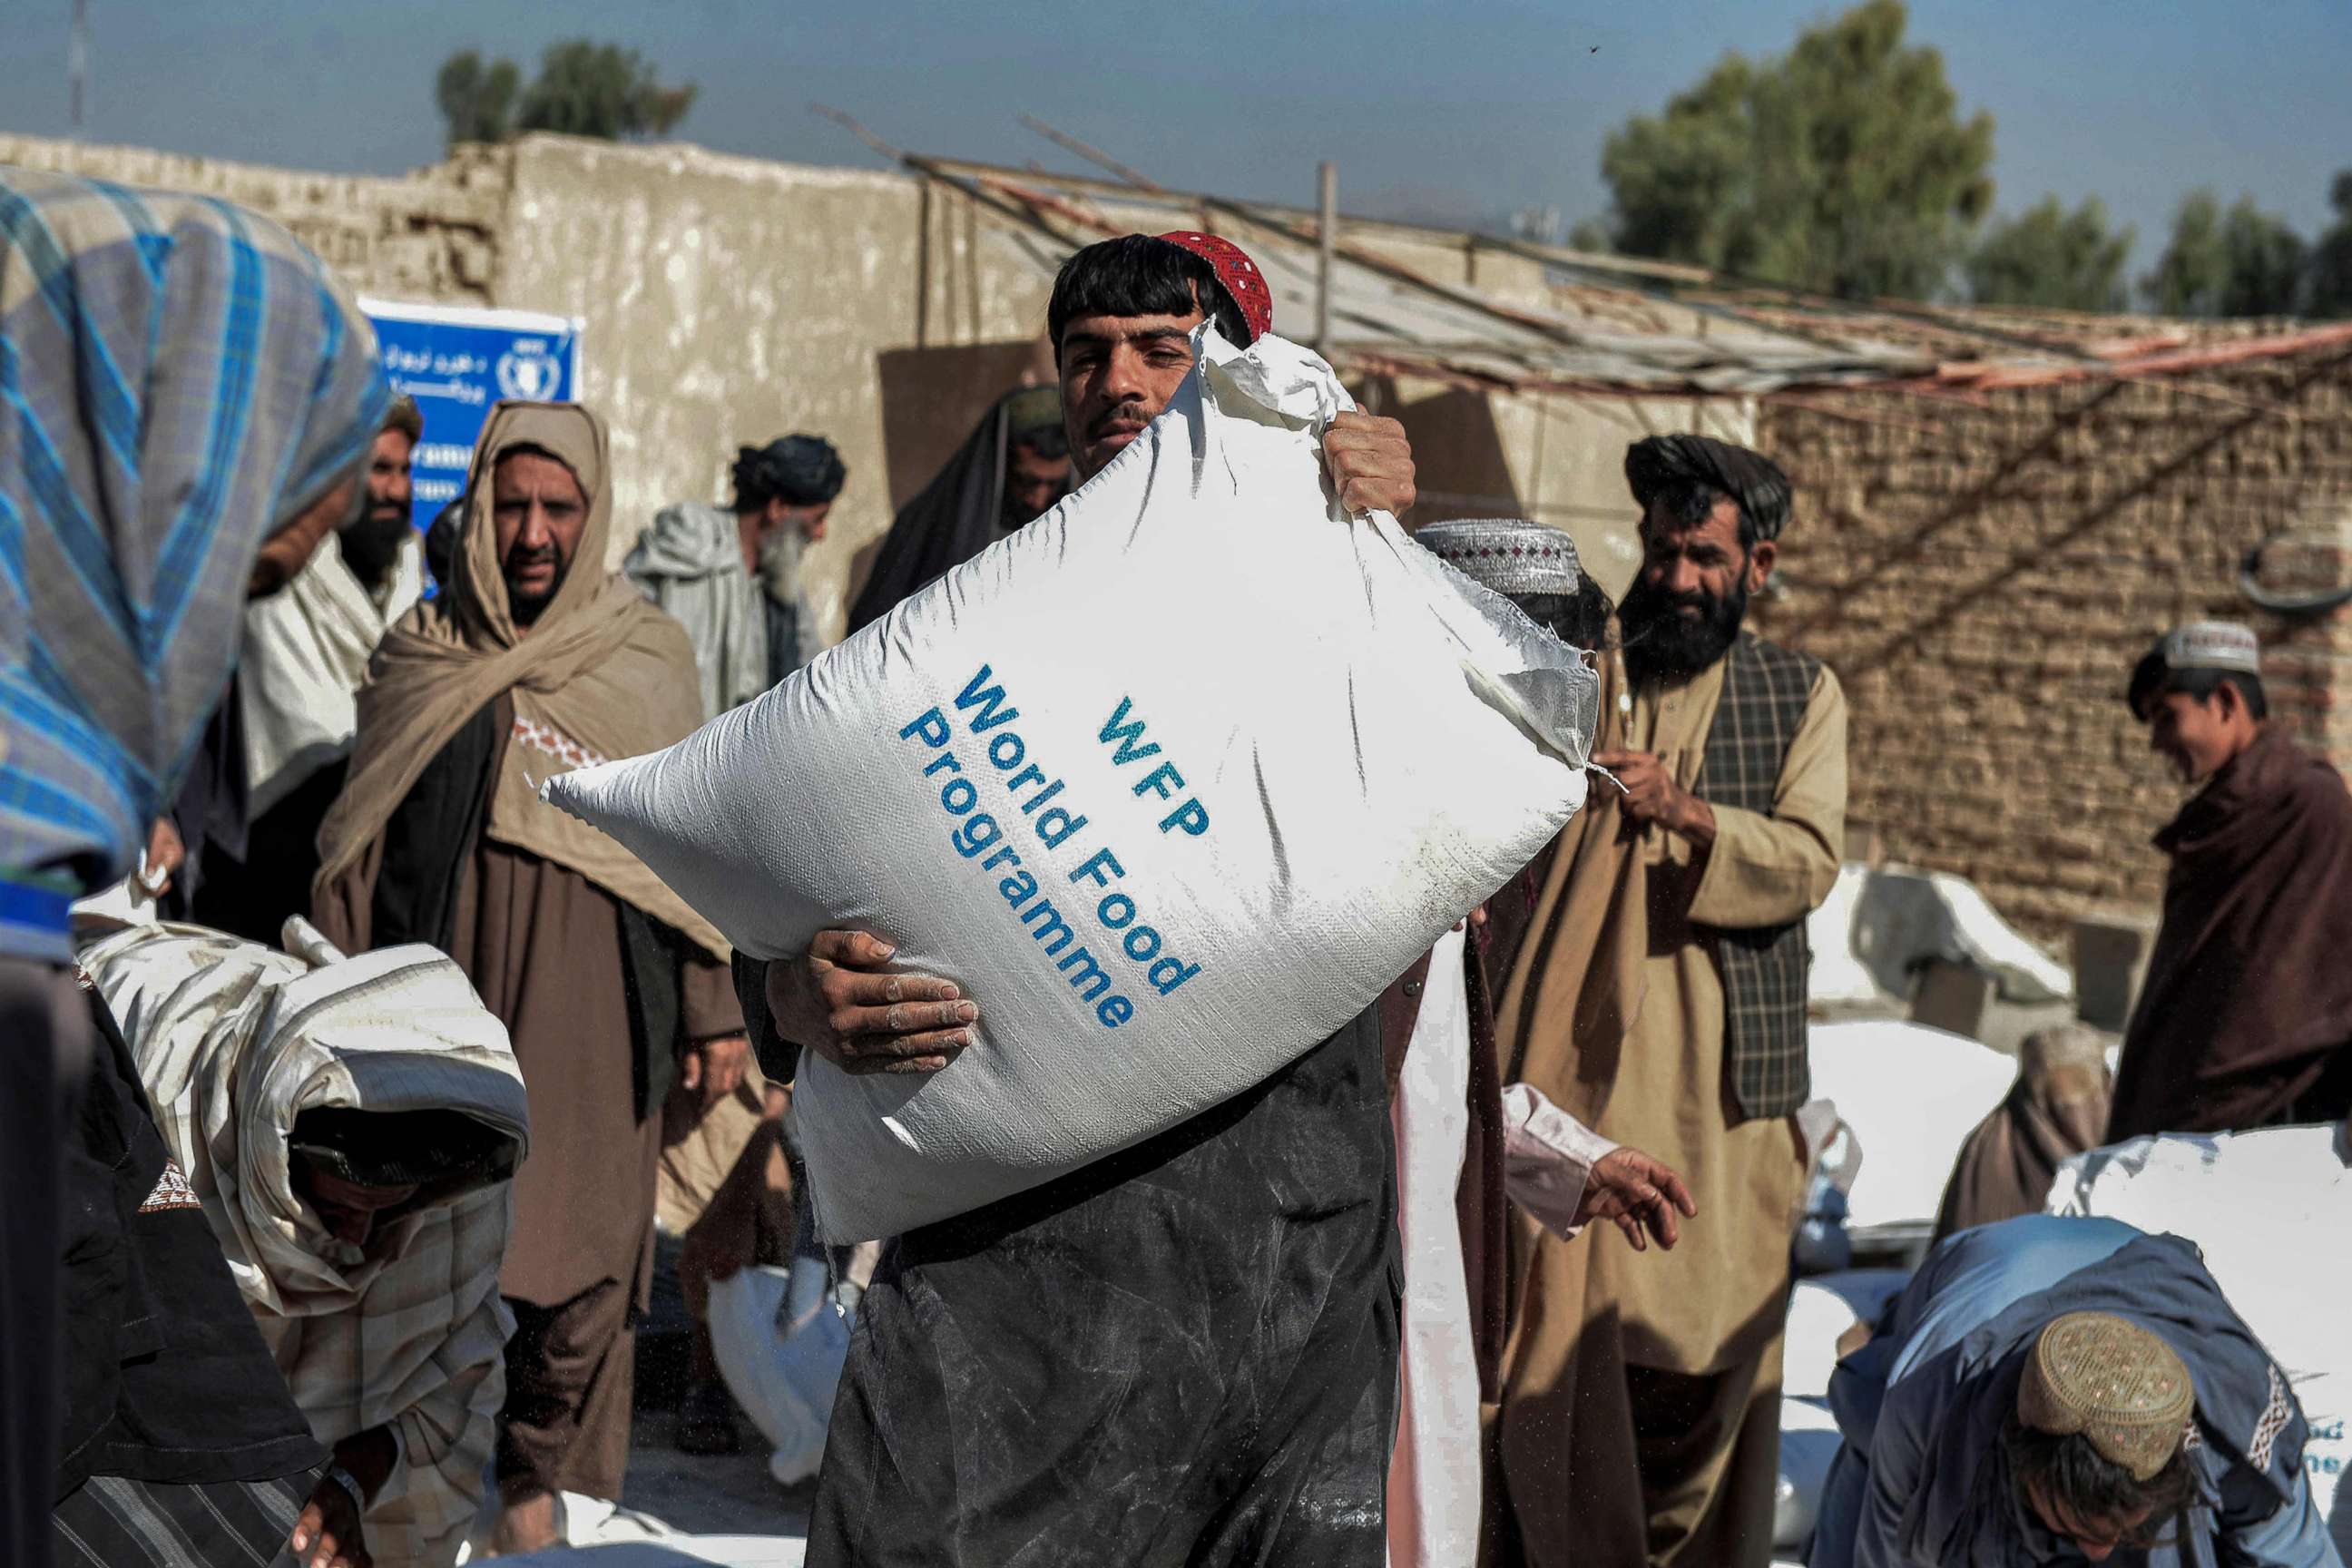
[
  {"xmin": 492, "ymin": 140, "xmax": 1036, "ymax": 622},
  {"xmin": 1754, "ymin": 346, "xmax": 2352, "ymax": 940},
  {"xmin": 0, "ymin": 133, "xmax": 508, "ymax": 302},
  {"xmin": 6, "ymin": 129, "xmax": 1686, "ymax": 642}
]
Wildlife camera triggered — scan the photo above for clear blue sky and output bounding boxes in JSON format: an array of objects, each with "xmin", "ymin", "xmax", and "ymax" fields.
[{"xmin": 5, "ymin": 0, "xmax": 2346, "ymax": 274}]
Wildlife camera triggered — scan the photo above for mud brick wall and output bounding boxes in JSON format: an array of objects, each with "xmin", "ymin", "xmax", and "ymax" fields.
[{"xmin": 1752, "ymin": 344, "xmax": 2352, "ymax": 940}]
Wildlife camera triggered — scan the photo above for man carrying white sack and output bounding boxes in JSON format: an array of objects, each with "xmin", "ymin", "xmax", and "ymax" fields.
[
  {"xmin": 1391, "ymin": 517, "xmax": 1700, "ymax": 1568},
  {"xmin": 310, "ymin": 401, "xmax": 750, "ymax": 1555},
  {"xmin": 81, "ymin": 917, "xmax": 531, "ymax": 1568},
  {"xmin": 740, "ymin": 231, "xmax": 1422, "ymax": 1566}
]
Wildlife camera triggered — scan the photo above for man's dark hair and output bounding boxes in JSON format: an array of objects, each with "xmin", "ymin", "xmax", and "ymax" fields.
[
  {"xmin": 2004, "ymin": 1409, "xmax": 2201, "ymax": 1548},
  {"xmin": 2127, "ymin": 655, "xmax": 2269, "ymax": 722},
  {"xmin": 1047, "ymin": 235, "xmax": 1249, "ymax": 362},
  {"xmin": 1514, "ymin": 583, "xmax": 1615, "ymax": 651},
  {"xmin": 383, "ymin": 394, "xmax": 424, "ymax": 445},
  {"xmin": 1013, "ymin": 422, "xmax": 1070, "ymax": 462},
  {"xmin": 732, "ymin": 435, "xmax": 846, "ymax": 513}
]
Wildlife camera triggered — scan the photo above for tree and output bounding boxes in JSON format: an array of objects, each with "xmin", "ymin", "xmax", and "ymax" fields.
[
  {"xmin": 2142, "ymin": 191, "xmax": 2307, "ymax": 318},
  {"xmin": 1591, "ymin": 0, "xmax": 1994, "ymax": 299},
  {"xmin": 436, "ymin": 50, "xmax": 519, "ymax": 148},
  {"xmin": 2307, "ymin": 171, "xmax": 2352, "ymax": 318},
  {"xmin": 434, "ymin": 40, "xmax": 695, "ymax": 149},
  {"xmin": 515, "ymin": 41, "xmax": 696, "ymax": 140},
  {"xmin": 1965, "ymin": 196, "xmax": 2132, "ymax": 312}
]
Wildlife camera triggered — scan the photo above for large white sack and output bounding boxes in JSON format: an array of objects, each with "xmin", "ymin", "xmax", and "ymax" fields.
[
  {"xmin": 548, "ymin": 327, "xmax": 1597, "ymax": 1241},
  {"xmin": 2047, "ymin": 1125, "xmax": 2352, "ymax": 1544},
  {"xmin": 1807, "ymin": 1020, "xmax": 2016, "ymax": 1235}
]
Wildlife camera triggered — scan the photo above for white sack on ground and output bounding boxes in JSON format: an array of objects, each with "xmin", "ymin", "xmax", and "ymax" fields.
[
  {"xmin": 1806, "ymin": 1020, "xmax": 2015, "ymax": 1235},
  {"xmin": 2048, "ymin": 1125, "xmax": 2352, "ymax": 1544},
  {"xmin": 1807, "ymin": 866, "xmax": 1894, "ymax": 1013},
  {"xmin": 548, "ymin": 328, "xmax": 1598, "ymax": 1241},
  {"xmin": 1808, "ymin": 864, "xmax": 2072, "ymax": 1013}
]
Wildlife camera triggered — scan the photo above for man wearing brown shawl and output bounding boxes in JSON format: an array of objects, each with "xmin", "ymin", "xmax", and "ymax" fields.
[
  {"xmin": 1932, "ymin": 1022, "xmax": 2114, "ymax": 1244},
  {"xmin": 313, "ymin": 401, "xmax": 748, "ymax": 1554},
  {"xmin": 1488, "ymin": 436, "xmax": 1847, "ymax": 1568},
  {"xmin": 2110, "ymin": 622, "xmax": 2352, "ymax": 1140}
]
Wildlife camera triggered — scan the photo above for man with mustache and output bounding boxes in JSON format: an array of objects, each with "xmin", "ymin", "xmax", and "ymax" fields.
[
  {"xmin": 192, "ymin": 398, "xmax": 429, "ymax": 944},
  {"xmin": 847, "ymin": 387, "xmax": 1073, "ymax": 634},
  {"xmin": 2106, "ymin": 622, "xmax": 2352, "ymax": 1141},
  {"xmin": 313, "ymin": 402, "xmax": 750, "ymax": 1555},
  {"xmin": 750, "ymin": 231, "xmax": 1422, "ymax": 1566},
  {"xmin": 1486, "ymin": 434, "xmax": 1848, "ymax": 1568}
]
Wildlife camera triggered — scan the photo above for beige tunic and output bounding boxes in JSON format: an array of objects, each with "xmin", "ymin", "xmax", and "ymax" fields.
[
  {"xmin": 1493, "ymin": 653, "xmax": 1846, "ymax": 1568},
  {"xmin": 1592, "ymin": 653, "xmax": 1846, "ymax": 1373}
]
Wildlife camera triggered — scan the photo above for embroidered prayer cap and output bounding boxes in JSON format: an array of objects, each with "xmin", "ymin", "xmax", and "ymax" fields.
[
  {"xmin": 2155, "ymin": 621, "xmax": 2262, "ymax": 678},
  {"xmin": 1156, "ymin": 231, "xmax": 1274, "ymax": 345},
  {"xmin": 1415, "ymin": 518, "xmax": 1585, "ymax": 598},
  {"xmin": 2017, "ymin": 1311, "xmax": 2196, "ymax": 1482}
]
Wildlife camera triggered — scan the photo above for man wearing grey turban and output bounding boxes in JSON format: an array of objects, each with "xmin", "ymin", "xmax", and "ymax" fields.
[
  {"xmin": 626, "ymin": 433, "xmax": 848, "ymax": 717},
  {"xmin": 1485, "ymin": 436, "xmax": 1850, "ymax": 1568}
]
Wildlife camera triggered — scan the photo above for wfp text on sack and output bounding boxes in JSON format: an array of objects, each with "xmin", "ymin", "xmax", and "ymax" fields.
[{"xmin": 902, "ymin": 662, "xmax": 1206, "ymax": 1029}]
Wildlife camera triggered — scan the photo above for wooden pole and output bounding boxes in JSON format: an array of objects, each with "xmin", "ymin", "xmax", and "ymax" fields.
[{"xmin": 1316, "ymin": 161, "xmax": 1337, "ymax": 351}]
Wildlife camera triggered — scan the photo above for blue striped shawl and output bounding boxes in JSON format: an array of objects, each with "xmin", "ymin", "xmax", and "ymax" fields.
[{"xmin": 0, "ymin": 165, "xmax": 389, "ymax": 917}]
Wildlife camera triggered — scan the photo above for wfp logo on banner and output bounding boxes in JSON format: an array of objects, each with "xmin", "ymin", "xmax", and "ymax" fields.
[
  {"xmin": 359, "ymin": 299, "xmax": 585, "ymax": 535},
  {"xmin": 496, "ymin": 339, "xmax": 565, "ymax": 402}
]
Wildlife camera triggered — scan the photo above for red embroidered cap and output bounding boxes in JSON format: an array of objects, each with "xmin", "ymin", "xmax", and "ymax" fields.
[{"xmin": 1156, "ymin": 230, "xmax": 1274, "ymax": 345}]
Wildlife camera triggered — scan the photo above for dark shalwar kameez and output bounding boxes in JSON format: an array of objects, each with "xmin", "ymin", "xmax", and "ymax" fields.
[
  {"xmin": 806, "ymin": 1004, "xmax": 1400, "ymax": 1567},
  {"xmin": 335, "ymin": 695, "xmax": 742, "ymax": 1502}
]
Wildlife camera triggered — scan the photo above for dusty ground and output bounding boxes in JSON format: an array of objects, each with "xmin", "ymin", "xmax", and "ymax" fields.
[{"xmin": 618, "ymin": 1416, "xmax": 812, "ymax": 1540}]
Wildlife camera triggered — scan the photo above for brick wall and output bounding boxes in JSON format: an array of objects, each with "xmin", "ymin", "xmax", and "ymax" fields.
[{"xmin": 1753, "ymin": 344, "xmax": 2352, "ymax": 940}]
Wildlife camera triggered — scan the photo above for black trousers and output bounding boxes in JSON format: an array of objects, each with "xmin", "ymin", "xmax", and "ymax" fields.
[
  {"xmin": 808, "ymin": 1007, "xmax": 1400, "ymax": 1568},
  {"xmin": 2, "ymin": 961, "xmax": 84, "ymax": 1568}
]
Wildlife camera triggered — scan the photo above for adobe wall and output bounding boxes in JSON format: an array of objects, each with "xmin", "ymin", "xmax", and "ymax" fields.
[{"xmin": 1754, "ymin": 345, "xmax": 2352, "ymax": 939}]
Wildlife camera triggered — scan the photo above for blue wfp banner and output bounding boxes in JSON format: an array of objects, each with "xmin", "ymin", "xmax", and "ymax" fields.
[{"xmin": 359, "ymin": 299, "xmax": 584, "ymax": 534}]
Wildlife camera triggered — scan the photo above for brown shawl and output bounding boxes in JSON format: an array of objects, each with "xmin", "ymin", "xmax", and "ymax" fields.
[
  {"xmin": 1932, "ymin": 1023, "xmax": 2112, "ymax": 1244},
  {"xmin": 313, "ymin": 401, "xmax": 726, "ymax": 957},
  {"xmin": 2109, "ymin": 724, "xmax": 2352, "ymax": 1140}
]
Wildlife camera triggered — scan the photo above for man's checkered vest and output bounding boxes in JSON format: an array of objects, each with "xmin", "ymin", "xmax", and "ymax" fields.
[{"xmin": 1693, "ymin": 631, "xmax": 1822, "ymax": 1122}]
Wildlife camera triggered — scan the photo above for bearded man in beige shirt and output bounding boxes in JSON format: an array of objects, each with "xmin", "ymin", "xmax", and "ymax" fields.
[{"xmin": 1487, "ymin": 435, "xmax": 1847, "ymax": 1568}]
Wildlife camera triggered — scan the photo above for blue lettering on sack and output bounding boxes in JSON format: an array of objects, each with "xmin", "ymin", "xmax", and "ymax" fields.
[{"xmin": 899, "ymin": 665, "xmax": 1210, "ymax": 1029}]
